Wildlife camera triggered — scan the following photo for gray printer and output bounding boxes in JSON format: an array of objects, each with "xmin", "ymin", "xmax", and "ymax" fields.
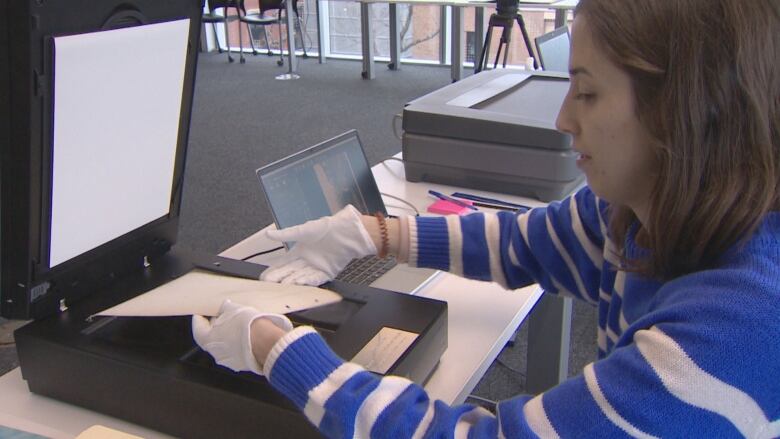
[{"xmin": 402, "ymin": 69, "xmax": 583, "ymax": 201}]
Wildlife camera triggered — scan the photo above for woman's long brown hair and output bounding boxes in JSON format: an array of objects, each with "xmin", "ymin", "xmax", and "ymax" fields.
[{"xmin": 576, "ymin": 0, "xmax": 780, "ymax": 279}]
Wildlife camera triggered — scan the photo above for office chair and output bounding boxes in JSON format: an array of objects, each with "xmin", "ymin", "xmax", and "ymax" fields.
[
  {"xmin": 236, "ymin": 0, "xmax": 309, "ymax": 65},
  {"xmin": 534, "ymin": 26, "xmax": 570, "ymax": 72},
  {"xmin": 202, "ymin": 0, "xmax": 239, "ymax": 63}
]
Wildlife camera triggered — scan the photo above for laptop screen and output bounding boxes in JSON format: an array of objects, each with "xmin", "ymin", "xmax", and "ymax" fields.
[
  {"xmin": 256, "ymin": 130, "xmax": 387, "ymax": 230},
  {"xmin": 535, "ymin": 26, "xmax": 570, "ymax": 73}
]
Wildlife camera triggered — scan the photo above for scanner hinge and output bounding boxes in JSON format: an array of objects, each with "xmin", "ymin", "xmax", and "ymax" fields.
[
  {"xmin": 30, "ymin": 281, "xmax": 50, "ymax": 302},
  {"xmin": 33, "ymin": 70, "xmax": 44, "ymax": 97}
]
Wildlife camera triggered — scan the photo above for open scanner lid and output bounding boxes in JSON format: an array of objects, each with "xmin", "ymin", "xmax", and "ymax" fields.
[
  {"xmin": 402, "ymin": 69, "xmax": 571, "ymax": 150},
  {"xmin": 0, "ymin": 0, "xmax": 203, "ymax": 319}
]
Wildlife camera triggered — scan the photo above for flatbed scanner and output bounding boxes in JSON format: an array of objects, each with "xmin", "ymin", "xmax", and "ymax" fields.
[
  {"xmin": 402, "ymin": 69, "xmax": 583, "ymax": 201},
  {"xmin": 0, "ymin": 2, "xmax": 446, "ymax": 437}
]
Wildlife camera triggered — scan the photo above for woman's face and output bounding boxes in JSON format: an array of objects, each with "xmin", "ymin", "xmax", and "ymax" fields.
[{"xmin": 556, "ymin": 14, "xmax": 658, "ymax": 221}]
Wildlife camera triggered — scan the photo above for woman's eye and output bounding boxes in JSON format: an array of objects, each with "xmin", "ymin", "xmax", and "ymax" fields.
[{"xmin": 575, "ymin": 92, "xmax": 595, "ymax": 101}]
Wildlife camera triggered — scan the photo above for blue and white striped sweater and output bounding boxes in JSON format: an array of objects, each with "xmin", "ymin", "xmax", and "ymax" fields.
[{"xmin": 266, "ymin": 186, "xmax": 780, "ymax": 438}]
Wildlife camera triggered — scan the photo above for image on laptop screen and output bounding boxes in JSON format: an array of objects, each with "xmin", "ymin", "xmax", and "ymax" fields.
[
  {"xmin": 257, "ymin": 130, "xmax": 439, "ymax": 293},
  {"xmin": 257, "ymin": 130, "xmax": 387, "ymax": 230}
]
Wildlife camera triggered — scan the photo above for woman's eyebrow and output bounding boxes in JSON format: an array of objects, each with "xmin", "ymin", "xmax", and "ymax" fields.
[{"xmin": 569, "ymin": 67, "xmax": 592, "ymax": 77}]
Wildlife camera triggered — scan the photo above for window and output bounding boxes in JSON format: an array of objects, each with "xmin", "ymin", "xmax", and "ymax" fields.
[
  {"xmin": 466, "ymin": 31, "xmax": 475, "ymax": 64},
  {"xmin": 211, "ymin": 1, "xmax": 572, "ymax": 69}
]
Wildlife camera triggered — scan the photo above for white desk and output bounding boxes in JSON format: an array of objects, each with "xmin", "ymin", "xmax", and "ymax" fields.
[
  {"xmin": 0, "ymin": 157, "xmax": 571, "ymax": 437},
  {"xmin": 353, "ymin": 0, "xmax": 577, "ymax": 81},
  {"xmin": 223, "ymin": 231, "xmax": 544, "ymax": 405},
  {"xmin": 365, "ymin": 157, "xmax": 572, "ymax": 396},
  {"xmin": 0, "ymin": 368, "xmax": 174, "ymax": 439},
  {"xmin": 218, "ymin": 156, "xmax": 559, "ymax": 404}
]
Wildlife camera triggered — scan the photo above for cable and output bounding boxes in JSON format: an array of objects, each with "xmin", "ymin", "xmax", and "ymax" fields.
[
  {"xmin": 383, "ymin": 156, "xmax": 405, "ymax": 165},
  {"xmin": 496, "ymin": 357, "xmax": 526, "ymax": 378},
  {"xmin": 392, "ymin": 113, "xmax": 403, "ymax": 140},
  {"xmin": 380, "ymin": 157, "xmax": 407, "ymax": 181},
  {"xmin": 465, "ymin": 394, "xmax": 498, "ymax": 413},
  {"xmin": 380, "ymin": 192, "xmax": 420, "ymax": 216},
  {"xmin": 241, "ymin": 246, "xmax": 285, "ymax": 261}
]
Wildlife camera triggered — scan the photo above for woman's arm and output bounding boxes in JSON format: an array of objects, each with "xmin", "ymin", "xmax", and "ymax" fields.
[
  {"xmin": 369, "ymin": 187, "xmax": 610, "ymax": 303},
  {"xmin": 254, "ymin": 318, "xmax": 773, "ymax": 438}
]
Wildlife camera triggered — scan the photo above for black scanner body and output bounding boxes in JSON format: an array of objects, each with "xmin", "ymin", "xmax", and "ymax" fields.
[
  {"xmin": 2, "ymin": 0, "xmax": 448, "ymax": 437},
  {"xmin": 15, "ymin": 251, "xmax": 447, "ymax": 438}
]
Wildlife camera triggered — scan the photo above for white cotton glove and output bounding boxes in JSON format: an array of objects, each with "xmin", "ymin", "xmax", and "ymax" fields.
[
  {"xmin": 191, "ymin": 299, "xmax": 293, "ymax": 375},
  {"xmin": 260, "ymin": 205, "xmax": 377, "ymax": 286}
]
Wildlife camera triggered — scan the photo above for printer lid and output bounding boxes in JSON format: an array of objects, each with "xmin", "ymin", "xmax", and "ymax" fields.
[{"xmin": 402, "ymin": 69, "xmax": 571, "ymax": 150}]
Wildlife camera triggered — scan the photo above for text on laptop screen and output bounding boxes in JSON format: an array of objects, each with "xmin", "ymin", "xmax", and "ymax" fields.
[{"xmin": 258, "ymin": 133, "xmax": 386, "ymax": 229}]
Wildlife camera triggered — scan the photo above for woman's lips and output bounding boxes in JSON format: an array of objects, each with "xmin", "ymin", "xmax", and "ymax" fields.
[{"xmin": 576, "ymin": 152, "xmax": 592, "ymax": 166}]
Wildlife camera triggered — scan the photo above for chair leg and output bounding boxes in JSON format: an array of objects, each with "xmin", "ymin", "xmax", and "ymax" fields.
[
  {"xmin": 248, "ymin": 24, "xmax": 259, "ymax": 55},
  {"xmin": 238, "ymin": 19, "xmax": 246, "ymax": 63},
  {"xmin": 262, "ymin": 27, "xmax": 272, "ymax": 56},
  {"xmin": 295, "ymin": 10, "xmax": 309, "ymax": 58},
  {"xmin": 211, "ymin": 23, "xmax": 222, "ymax": 53},
  {"xmin": 276, "ymin": 16, "xmax": 284, "ymax": 66},
  {"xmin": 224, "ymin": 18, "xmax": 234, "ymax": 63}
]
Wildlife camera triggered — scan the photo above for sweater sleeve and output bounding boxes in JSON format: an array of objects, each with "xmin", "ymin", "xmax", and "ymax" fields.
[
  {"xmin": 266, "ymin": 279, "xmax": 780, "ymax": 439},
  {"xmin": 408, "ymin": 186, "xmax": 608, "ymax": 303}
]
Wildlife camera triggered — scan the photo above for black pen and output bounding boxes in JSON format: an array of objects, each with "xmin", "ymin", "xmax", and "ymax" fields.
[
  {"xmin": 450, "ymin": 192, "xmax": 532, "ymax": 210},
  {"xmin": 428, "ymin": 190, "xmax": 479, "ymax": 210},
  {"xmin": 469, "ymin": 201, "xmax": 529, "ymax": 212}
]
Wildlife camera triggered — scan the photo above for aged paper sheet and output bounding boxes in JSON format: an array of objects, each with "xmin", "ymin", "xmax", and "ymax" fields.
[
  {"xmin": 351, "ymin": 327, "xmax": 419, "ymax": 374},
  {"xmin": 95, "ymin": 270, "xmax": 341, "ymax": 317}
]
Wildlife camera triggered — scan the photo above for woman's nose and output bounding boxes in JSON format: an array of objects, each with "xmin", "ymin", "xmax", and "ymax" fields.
[{"xmin": 555, "ymin": 93, "xmax": 577, "ymax": 135}]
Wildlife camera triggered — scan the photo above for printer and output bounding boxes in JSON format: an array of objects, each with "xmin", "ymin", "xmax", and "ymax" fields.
[
  {"xmin": 0, "ymin": 1, "xmax": 446, "ymax": 438},
  {"xmin": 402, "ymin": 69, "xmax": 583, "ymax": 201}
]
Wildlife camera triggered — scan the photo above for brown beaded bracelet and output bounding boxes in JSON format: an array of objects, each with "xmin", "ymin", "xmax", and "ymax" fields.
[{"xmin": 374, "ymin": 212, "xmax": 389, "ymax": 259}]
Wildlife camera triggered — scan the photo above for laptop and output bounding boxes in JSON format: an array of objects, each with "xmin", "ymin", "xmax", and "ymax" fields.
[
  {"xmin": 256, "ymin": 130, "xmax": 439, "ymax": 294},
  {"xmin": 534, "ymin": 25, "xmax": 570, "ymax": 73}
]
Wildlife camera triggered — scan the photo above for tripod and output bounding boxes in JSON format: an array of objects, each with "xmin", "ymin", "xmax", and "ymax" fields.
[{"xmin": 475, "ymin": 12, "xmax": 538, "ymax": 73}]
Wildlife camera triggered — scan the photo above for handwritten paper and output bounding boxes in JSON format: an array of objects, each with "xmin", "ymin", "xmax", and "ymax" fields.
[{"xmin": 351, "ymin": 327, "xmax": 419, "ymax": 374}]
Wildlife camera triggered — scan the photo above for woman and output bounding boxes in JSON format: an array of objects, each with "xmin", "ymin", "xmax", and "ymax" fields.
[{"xmin": 192, "ymin": 0, "xmax": 780, "ymax": 436}]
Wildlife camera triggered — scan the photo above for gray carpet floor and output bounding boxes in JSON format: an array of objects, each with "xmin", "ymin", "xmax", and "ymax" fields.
[
  {"xmin": 0, "ymin": 52, "xmax": 597, "ymax": 406},
  {"xmin": 0, "ymin": 319, "xmax": 24, "ymax": 373}
]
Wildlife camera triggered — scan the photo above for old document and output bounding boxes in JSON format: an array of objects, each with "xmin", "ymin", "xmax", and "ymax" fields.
[
  {"xmin": 351, "ymin": 327, "xmax": 419, "ymax": 374},
  {"xmin": 95, "ymin": 270, "xmax": 341, "ymax": 318}
]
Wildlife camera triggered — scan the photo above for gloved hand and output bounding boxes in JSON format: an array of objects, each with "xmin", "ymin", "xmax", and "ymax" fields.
[
  {"xmin": 191, "ymin": 300, "xmax": 293, "ymax": 375},
  {"xmin": 260, "ymin": 205, "xmax": 377, "ymax": 286}
]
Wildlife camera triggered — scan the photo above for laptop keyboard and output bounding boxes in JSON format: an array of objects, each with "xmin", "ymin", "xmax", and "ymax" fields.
[{"xmin": 335, "ymin": 255, "xmax": 398, "ymax": 285}]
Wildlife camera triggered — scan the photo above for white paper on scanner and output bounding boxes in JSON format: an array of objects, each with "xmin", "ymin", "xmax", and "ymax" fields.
[
  {"xmin": 50, "ymin": 20, "xmax": 189, "ymax": 268},
  {"xmin": 94, "ymin": 270, "xmax": 341, "ymax": 318},
  {"xmin": 446, "ymin": 73, "xmax": 531, "ymax": 108}
]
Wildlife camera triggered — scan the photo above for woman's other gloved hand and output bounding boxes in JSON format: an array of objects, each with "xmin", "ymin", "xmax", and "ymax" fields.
[
  {"xmin": 260, "ymin": 205, "xmax": 377, "ymax": 286},
  {"xmin": 191, "ymin": 300, "xmax": 293, "ymax": 375}
]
